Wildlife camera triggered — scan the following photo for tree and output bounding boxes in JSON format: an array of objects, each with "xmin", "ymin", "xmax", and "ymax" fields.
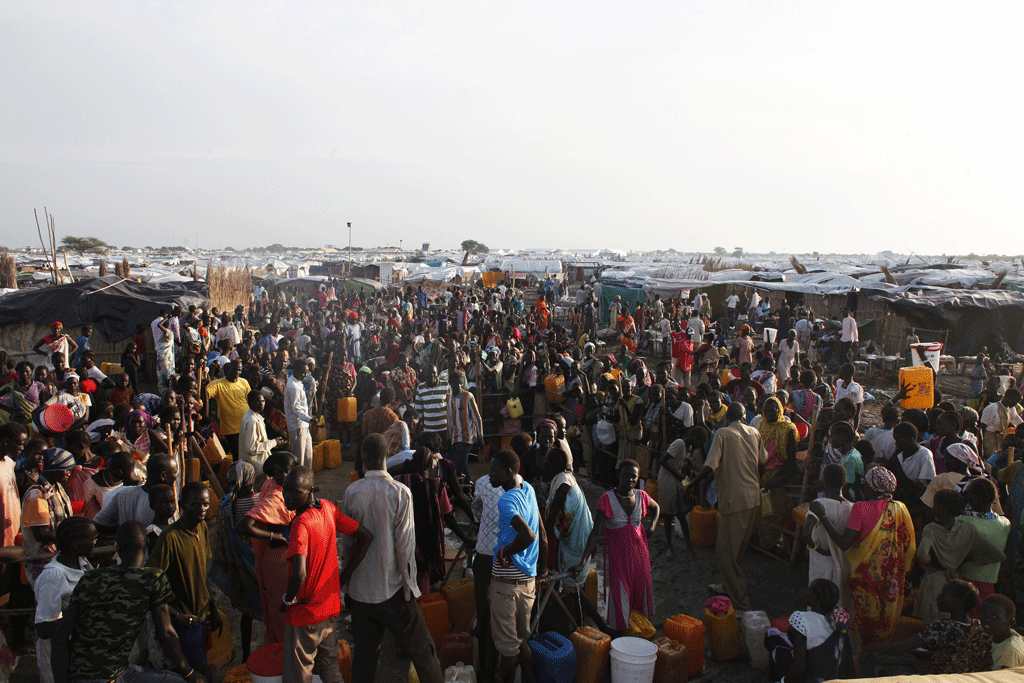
[
  {"xmin": 732, "ymin": 247, "xmax": 744, "ymax": 257},
  {"xmin": 713, "ymin": 246, "xmax": 726, "ymax": 255},
  {"xmin": 61, "ymin": 236, "xmax": 111, "ymax": 255},
  {"xmin": 460, "ymin": 239, "xmax": 489, "ymax": 255}
]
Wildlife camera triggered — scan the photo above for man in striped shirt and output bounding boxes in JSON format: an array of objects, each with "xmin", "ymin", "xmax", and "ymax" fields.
[
  {"xmin": 446, "ymin": 370, "xmax": 483, "ymax": 479},
  {"xmin": 413, "ymin": 364, "xmax": 450, "ymax": 444}
]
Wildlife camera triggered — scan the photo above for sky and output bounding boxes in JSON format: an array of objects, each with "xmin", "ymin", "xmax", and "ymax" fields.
[{"xmin": 2, "ymin": 2, "xmax": 1022, "ymax": 255}]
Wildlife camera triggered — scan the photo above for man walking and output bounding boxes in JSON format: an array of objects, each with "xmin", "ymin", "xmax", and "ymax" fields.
[
  {"xmin": 342, "ymin": 434, "xmax": 443, "ymax": 683},
  {"xmin": 281, "ymin": 466, "xmax": 372, "ymax": 683},
  {"xmin": 285, "ymin": 359, "xmax": 314, "ymax": 469},
  {"xmin": 686, "ymin": 403, "xmax": 766, "ymax": 611},
  {"xmin": 447, "ymin": 370, "xmax": 483, "ymax": 480}
]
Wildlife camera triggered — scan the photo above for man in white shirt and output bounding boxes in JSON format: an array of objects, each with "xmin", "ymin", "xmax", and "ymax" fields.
[
  {"xmin": 725, "ymin": 293, "xmax": 739, "ymax": 318},
  {"xmin": 980, "ymin": 388, "xmax": 1023, "ymax": 458},
  {"xmin": 840, "ymin": 309, "xmax": 859, "ymax": 361},
  {"xmin": 343, "ymin": 435, "xmax": 444, "ymax": 683},
  {"xmin": 893, "ymin": 422, "xmax": 935, "ymax": 491},
  {"xmin": 284, "ymin": 359, "xmax": 313, "ymax": 469},
  {"xmin": 834, "ymin": 363, "xmax": 865, "ymax": 430},
  {"xmin": 239, "ymin": 391, "xmax": 282, "ymax": 471},
  {"xmin": 687, "ymin": 313, "xmax": 705, "ymax": 345},
  {"xmin": 747, "ymin": 290, "xmax": 761, "ymax": 320}
]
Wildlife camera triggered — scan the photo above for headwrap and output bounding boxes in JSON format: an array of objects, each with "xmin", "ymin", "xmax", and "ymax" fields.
[
  {"xmin": 864, "ymin": 466, "xmax": 897, "ymax": 496},
  {"xmin": 947, "ymin": 442, "xmax": 983, "ymax": 474},
  {"xmin": 583, "ymin": 342, "xmax": 595, "ymax": 352},
  {"xmin": 537, "ymin": 419, "xmax": 557, "ymax": 434},
  {"xmin": 759, "ymin": 397, "xmax": 798, "ymax": 453},
  {"xmin": 41, "ymin": 447, "xmax": 76, "ymax": 472},
  {"xmin": 50, "ymin": 321, "xmax": 62, "ymax": 328},
  {"xmin": 228, "ymin": 460, "xmax": 256, "ymax": 493},
  {"xmin": 63, "ymin": 372, "xmax": 80, "ymax": 382},
  {"xmin": 125, "ymin": 408, "xmax": 155, "ymax": 430}
]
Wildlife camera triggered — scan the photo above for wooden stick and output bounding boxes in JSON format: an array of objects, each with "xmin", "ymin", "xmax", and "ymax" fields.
[
  {"xmin": 63, "ymin": 250, "xmax": 74, "ymax": 283},
  {"xmin": 34, "ymin": 209, "xmax": 54, "ymax": 284},
  {"xmin": 317, "ymin": 350, "xmax": 333, "ymax": 415}
]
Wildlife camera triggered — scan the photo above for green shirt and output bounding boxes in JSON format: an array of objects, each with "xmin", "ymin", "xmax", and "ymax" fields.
[
  {"xmin": 68, "ymin": 566, "xmax": 174, "ymax": 680},
  {"xmin": 147, "ymin": 519, "xmax": 212, "ymax": 620},
  {"xmin": 956, "ymin": 513, "xmax": 1010, "ymax": 584}
]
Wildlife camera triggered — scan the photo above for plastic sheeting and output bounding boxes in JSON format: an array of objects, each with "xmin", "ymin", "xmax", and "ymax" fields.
[
  {"xmin": 0, "ymin": 276, "xmax": 209, "ymax": 343},
  {"xmin": 598, "ymin": 283, "xmax": 645, "ymax": 326},
  {"xmin": 867, "ymin": 287, "xmax": 1024, "ymax": 356}
]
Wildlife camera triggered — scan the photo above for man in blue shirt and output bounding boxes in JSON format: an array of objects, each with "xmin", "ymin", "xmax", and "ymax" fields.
[{"xmin": 489, "ymin": 449, "xmax": 547, "ymax": 683}]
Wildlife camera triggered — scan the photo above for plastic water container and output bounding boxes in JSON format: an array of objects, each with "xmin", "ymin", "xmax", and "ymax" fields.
[
  {"xmin": 530, "ymin": 631, "xmax": 577, "ymax": 682},
  {"xmin": 899, "ymin": 366, "xmax": 934, "ymax": 410},
  {"xmin": 909, "ymin": 342, "xmax": 943, "ymax": 373},
  {"xmin": 584, "ymin": 567, "xmax": 598, "ymax": 608},
  {"xmin": 441, "ymin": 632, "xmax": 474, "ymax": 670},
  {"xmin": 652, "ymin": 637, "xmax": 688, "ymax": 683},
  {"xmin": 610, "ymin": 637, "xmax": 658, "ymax": 683},
  {"xmin": 418, "ymin": 592, "xmax": 450, "ymax": 648},
  {"xmin": 442, "ymin": 578, "xmax": 476, "ymax": 633},
  {"xmin": 741, "ymin": 610, "xmax": 771, "ymax": 668},
  {"xmin": 569, "ymin": 626, "xmax": 612, "ymax": 683},
  {"xmin": 704, "ymin": 605, "xmax": 741, "ymax": 662},
  {"xmin": 337, "ymin": 396, "xmax": 358, "ymax": 423},
  {"xmin": 337, "ymin": 639, "xmax": 352, "ymax": 683},
  {"xmin": 312, "ymin": 442, "xmax": 324, "ymax": 472},
  {"xmin": 688, "ymin": 507, "xmax": 717, "ymax": 548},
  {"xmin": 445, "ymin": 663, "xmax": 477, "ymax": 683},
  {"xmin": 247, "ymin": 643, "xmax": 283, "ymax": 683},
  {"xmin": 545, "ymin": 374, "xmax": 567, "ymax": 404},
  {"xmin": 323, "ymin": 439, "xmax": 343, "ymax": 468},
  {"xmin": 763, "ymin": 328, "xmax": 778, "ymax": 344},
  {"xmin": 663, "ymin": 614, "xmax": 704, "ymax": 677}
]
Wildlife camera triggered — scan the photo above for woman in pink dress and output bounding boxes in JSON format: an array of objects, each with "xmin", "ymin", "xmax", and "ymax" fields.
[
  {"xmin": 234, "ymin": 452, "xmax": 296, "ymax": 645},
  {"xmin": 581, "ymin": 459, "xmax": 660, "ymax": 634}
]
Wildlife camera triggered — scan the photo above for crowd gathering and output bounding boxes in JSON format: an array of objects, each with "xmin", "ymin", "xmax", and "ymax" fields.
[{"xmin": 0, "ymin": 274, "xmax": 1023, "ymax": 683}]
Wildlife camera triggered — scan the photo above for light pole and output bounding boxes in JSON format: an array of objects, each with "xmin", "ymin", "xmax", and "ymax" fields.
[{"xmin": 347, "ymin": 222, "xmax": 352, "ymax": 276}]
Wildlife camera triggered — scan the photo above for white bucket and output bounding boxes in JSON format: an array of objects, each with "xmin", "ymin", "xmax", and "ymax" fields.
[
  {"xmin": 763, "ymin": 327, "xmax": 778, "ymax": 344},
  {"xmin": 249, "ymin": 676, "xmax": 281, "ymax": 683},
  {"xmin": 445, "ymin": 662, "xmax": 477, "ymax": 682},
  {"xmin": 910, "ymin": 342, "xmax": 943, "ymax": 373},
  {"xmin": 610, "ymin": 636, "xmax": 658, "ymax": 683},
  {"xmin": 741, "ymin": 610, "xmax": 771, "ymax": 668}
]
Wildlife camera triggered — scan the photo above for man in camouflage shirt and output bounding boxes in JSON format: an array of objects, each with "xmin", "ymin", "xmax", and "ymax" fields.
[{"xmin": 51, "ymin": 521, "xmax": 206, "ymax": 683}]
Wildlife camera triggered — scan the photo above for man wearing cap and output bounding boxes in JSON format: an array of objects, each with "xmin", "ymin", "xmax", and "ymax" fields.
[
  {"xmin": 21, "ymin": 448, "xmax": 76, "ymax": 585},
  {"xmin": 33, "ymin": 322, "xmax": 77, "ymax": 372}
]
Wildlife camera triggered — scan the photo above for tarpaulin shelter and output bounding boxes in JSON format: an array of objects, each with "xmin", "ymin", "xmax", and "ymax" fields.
[
  {"xmin": 0, "ymin": 276, "xmax": 209, "ymax": 367},
  {"xmin": 0, "ymin": 276, "xmax": 208, "ymax": 343},
  {"xmin": 599, "ymin": 283, "xmax": 646, "ymax": 326},
  {"xmin": 866, "ymin": 287, "xmax": 1024, "ymax": 357}
]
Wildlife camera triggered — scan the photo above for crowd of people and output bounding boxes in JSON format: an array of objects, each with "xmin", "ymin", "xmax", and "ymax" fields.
[{"xmin": 0, "ymin": 276, "xmax": 1022, "ymax": 682}]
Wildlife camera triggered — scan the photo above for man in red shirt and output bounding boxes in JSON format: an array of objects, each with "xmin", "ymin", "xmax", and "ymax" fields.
[{"xmin": 282, "ymin": 466, "xmax": 373, "ymax": 682}]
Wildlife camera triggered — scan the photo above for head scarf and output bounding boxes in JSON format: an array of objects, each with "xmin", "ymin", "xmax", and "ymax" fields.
[
  {"xmin": 228, "ymin": 460, "xmax": 256, "ymax": 494},
  {"xmin": 125, "ymin": 408, "xmax": 154, "ymax": 431},
  {"xmin": 947, "ymin": 442, "xmax": 983, "ymax": 474},
  {"xmin": 864, "ymin": 466, "xmax": 897, "ymax": 496},
  {"xmin": 759, "ymin": 397, "xmax": 798, "ymax": 453},
  {"xmin": 537, "ymin": 419, "xmax": 557, "ymax": 435},
  {"xmin": 41, "ymin": 447, "xmax": 76, "ymax": 472}
]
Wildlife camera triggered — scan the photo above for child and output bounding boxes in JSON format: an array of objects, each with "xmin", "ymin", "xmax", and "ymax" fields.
[
  {"xmin": 828, "ymin": 422, "xmax": 863, "ymax": 500},
  {"xmin": 64, "ymin": 429, "xmax": 102, "ymax": 505},
  {"xmin": 110, "ymin": 373, "xmax": 134, "ymax": 406},
  {"xmin": 804, "ymin": 464, "xmax": 854, "ymax": 611},
  {"xmin": 765, "ymin": 579, "xmax": 853, "ymax": 682},
  {"xmin": 145, "ymin": 484, "xmax": 177, "ymax": 550},
  {"xmin": 863, "ymin": 579, "xmax": 992, "ymax": 675},
  {"xmin": 981, "ymin": 594, "xmax": 1024, "ymax": 669}
]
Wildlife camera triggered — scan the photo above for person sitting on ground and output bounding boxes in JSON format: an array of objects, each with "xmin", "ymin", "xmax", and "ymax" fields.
[
  {"xmin": 51, "ymin": 520, "xmax": 207, "ymax": 683},
  {"xmin": 980, "ymin": 594, "xmax": 1024, "ymax": 669},
  {"xmin": 862, "ymin": 579, "xmax": 992, "ymax": 675},
  {"xmin": 765, "ymin": 578, "xmax": 854, "ymax": 683}
]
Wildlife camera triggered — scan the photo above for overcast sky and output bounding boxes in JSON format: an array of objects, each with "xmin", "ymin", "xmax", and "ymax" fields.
[{"xmin": 2, "ymin": 2, "xmax": 1021, "ymax": 255}]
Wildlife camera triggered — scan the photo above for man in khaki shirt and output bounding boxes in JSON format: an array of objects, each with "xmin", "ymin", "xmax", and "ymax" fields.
[{"xmin": 687, "ymin": 402, "xmax": 766, "ymax": 610}]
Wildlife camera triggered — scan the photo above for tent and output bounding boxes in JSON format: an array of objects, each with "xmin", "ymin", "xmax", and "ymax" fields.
[{"xmin": 0, "ymin": 276, "xmax": 208, "ymax": 343}]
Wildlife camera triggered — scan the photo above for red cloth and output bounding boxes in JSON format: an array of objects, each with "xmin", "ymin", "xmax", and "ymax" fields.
[
  {"xmin": 285, "ymin": 499, "xmax": 359, "ymax": 626},
  {"xmin": 670, "ymin": 332, "xmax": 694, "ymax": 372}
]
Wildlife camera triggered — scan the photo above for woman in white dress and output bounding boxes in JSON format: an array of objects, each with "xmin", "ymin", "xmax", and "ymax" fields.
[
  {"xmin": 803, "ymin": 463, "xmax": 854, "ymax": 611},
  {"xmin": 777, "ymin": 329, "xmax": 800, "ymax": 382}
]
